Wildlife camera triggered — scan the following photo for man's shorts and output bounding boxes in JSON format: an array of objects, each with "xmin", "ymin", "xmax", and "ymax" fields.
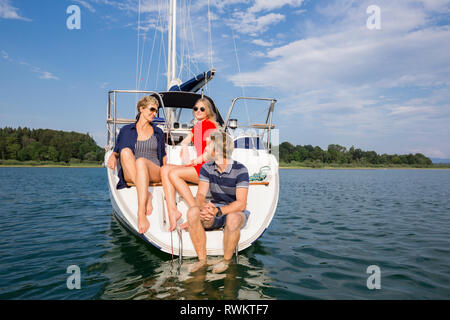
[{"xmin": 204, "ymin": 203, "xmax": 250, "ymax": 231}]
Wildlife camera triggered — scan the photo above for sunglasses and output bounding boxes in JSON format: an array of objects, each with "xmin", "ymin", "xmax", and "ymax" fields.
[
  {"xmin": 193, "ymin": 106, "xmax": 206, "ymax": 112},
  {"xmin": 147, "ymin": 107, "xmax": 158, "ymax": 113}
]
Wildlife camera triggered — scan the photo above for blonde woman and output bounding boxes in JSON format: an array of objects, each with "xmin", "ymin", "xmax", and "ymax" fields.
[
  {"xmin": 161, "ymin": 97, "xmax": 219, "ymax": 231},
  {"xmin": 107, "ymin": 96, "xmax": 166, "ymax": 234}
]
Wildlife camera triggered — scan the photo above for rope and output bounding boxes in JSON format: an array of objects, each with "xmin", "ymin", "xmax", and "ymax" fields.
[
  {"xmin": 249, "ymin": 166, "xmax": 271, "ymax": 181},
  {"xmin": 170, "ymin": 230, "xmax": 174, "ymax": 262}
]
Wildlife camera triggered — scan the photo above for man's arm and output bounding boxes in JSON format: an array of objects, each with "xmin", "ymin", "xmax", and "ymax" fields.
[
  {"xmin": 211, "ymin": 187, "xmax": 248, "ymax": 215},
  {"xmin": 195, "ymin": 180, "xmax": 209, "ymax": 208}
]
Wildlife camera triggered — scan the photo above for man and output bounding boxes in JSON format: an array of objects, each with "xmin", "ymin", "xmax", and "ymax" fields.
[{"xmin": 186, "ymin": 130, "xmax": 250, "ymax": 273}]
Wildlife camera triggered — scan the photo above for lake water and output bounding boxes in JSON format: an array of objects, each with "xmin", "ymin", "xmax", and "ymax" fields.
[{"xmin": 0, "ymin": 168, "xmax": 449, "ymax": 299}]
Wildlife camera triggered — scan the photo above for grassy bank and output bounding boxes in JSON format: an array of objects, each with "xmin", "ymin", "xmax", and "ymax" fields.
[
  {"xmin": 279, "ymin": 161, "xmax": 450, "ymax": 169},
  {"xmin": 0, "ymin": 159, "xmax": 103, "ymax": 168}
]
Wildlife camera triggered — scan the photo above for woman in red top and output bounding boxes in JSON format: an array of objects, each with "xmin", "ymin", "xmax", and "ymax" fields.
[{"xmin": 161, "ymin": 98, "xmax": 219, "ymax": 231}]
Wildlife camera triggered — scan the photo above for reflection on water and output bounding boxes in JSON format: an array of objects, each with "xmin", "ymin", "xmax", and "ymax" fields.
[{"xmin": 96, "ymin": 215, "xmax": 273, "ymax": 300}]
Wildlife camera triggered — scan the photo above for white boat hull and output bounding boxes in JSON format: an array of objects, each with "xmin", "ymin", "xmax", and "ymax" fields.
[{"xmin": 106, "ymin": 146, "xmax": 279, "ymax": 257}]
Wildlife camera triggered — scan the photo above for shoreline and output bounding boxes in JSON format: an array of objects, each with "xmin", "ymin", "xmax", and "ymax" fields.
[
  {"xmin": 0, "ymin": 165, "xmax": 103, "ymax": 168},
  {"xmin": 280, "ymin": 166, "xmax": 450, "ymax": 170},
  {"xmin": 1, "ymin": 165, "xmax": 448, "ymax": 169},
  {"xmin": 0, "ymin": 164, "xmax": 103, "ymax": 168}
]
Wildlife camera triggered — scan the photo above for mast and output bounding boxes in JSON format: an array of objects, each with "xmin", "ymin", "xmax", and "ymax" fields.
[
  {"xmin": 166, "ymin": 0, "xmax": 178, "ymax": 125},
  {"xmin": 167, "ymin": 0, "xmax": 177, "ymax": 90}
]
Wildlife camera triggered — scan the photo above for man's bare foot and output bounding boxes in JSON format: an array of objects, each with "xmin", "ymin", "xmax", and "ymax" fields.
[
  {"xmin": 168, "ymin": 208, "xmax": 182, "ymax": 231},
  {"xmin": 146, "ymin": 192, "xmax": 153, "ymax": 216},
  {"xmin": 212, "ymin": 259, "xmax": 232, "ymax": 274},
  {"xmin": 179, "ymin": 222, "xmax": 189, "ymax": 231},
  {"xmin": 138, "ymin": 215, "xmax": 150, "ymax": 234},
  {"xmin": 188, "ymin": 259, "xmax": 208, "ymax": 273}
]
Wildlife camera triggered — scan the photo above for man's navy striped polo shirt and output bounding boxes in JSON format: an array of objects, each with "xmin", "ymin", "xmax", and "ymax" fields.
[{"xmin": 199, "ymin": 160, "xmax": 249, "ymax": 205}]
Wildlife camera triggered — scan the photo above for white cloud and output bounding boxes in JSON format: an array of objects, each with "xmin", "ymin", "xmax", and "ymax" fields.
[
  {"xmin": 228, "ymin": 11, "xmax": 285, "ymax": 35},
  {"xmin": 3, "ymin": 51, "xmax": 59, "ymax": 80},
  {"xmin": 249, "ymin": 0, "xmax": 304, "ymax": 13},
  {"xmin": 31, "ymin": 67, "xmax": 59, "ymax": 80},
  {"xmin": 74, "ymin": 0, "xmax": 96, "ymax": 13},
  {"xmin": 1, "ymin": 49, "xmax": 11, "ymax": 61},
  {"xmin": 249, "ymin": 50, "xmax": 266, "ymax": 58},
  {"xmin": 0, "ymin": 0, "xmax": 31, "ymax": 21},
  {"xmin": 92, "ymin": 0, "xmax": 167, "ymax": 13},
  {"xmin": 228, "ymin": 0, "xmax": 450, "ymax": 157},
  {"xmin": 251, "ymin": 39, "xmax": 274, "ymax": 46}
]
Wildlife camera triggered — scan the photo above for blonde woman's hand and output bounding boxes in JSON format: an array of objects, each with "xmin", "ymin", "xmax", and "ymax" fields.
[
  {"xmin": 180, "ymin": 146, "xmax": 190, "ymax": 164},
  {"xmin": 186, "ymin": 159, "xmax": 195, "ymax": 166},
  {"xmin": 107, "ymin": 153, "xmax": 117, "ymax": 170}
]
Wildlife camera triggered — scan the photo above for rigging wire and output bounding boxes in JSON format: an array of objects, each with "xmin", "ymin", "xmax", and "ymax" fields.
[
  {"xmin": 228, "ymin": 11, "xmax": 252, "ymax": 126},
  {"xmin": 205, "ymin": 0, "xmax": 214, "ymax": 95},
  {"xmin": 177, "ymin": 0, "xmax": 185, "ymax": 81},
  {"xmin": 144, "ymin": 0, "xmax": 162, "ymax": 90},
  {"xmin": 138, "ymin": 32, "xmax": 146, "ymax": 92},
  {"xmin": 135, "ymin": 0, "xmax": 141, "ymax": 104},
  {"xmin": 187, "ymin": 0, "xmax": 200, "ymax": 77}
]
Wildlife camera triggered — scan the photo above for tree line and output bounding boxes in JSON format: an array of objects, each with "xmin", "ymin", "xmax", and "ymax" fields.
[
  {"xmin": 0, "ymin": 126, "xmax": 434, "ymax": 166},
  {"xmin": 0, "ymin": 127, "xmax": 105, "ymax": 163},
  {"xmin": 279, "ymin": 142, "xmax": 432, "ymax": 166}
]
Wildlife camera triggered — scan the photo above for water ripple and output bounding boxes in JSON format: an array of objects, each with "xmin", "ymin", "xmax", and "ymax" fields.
[{"xmin": 1, "ymin": 168, "xmax": 450, "ymax": 299}]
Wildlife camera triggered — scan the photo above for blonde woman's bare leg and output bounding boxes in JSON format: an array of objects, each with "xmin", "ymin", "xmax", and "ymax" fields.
[
  {"xmin": 120, "ymin": 148, "xmax": 137, "ymax": 184},
  {"xmin": 135, "ymin": 158, "xmax": 161, "ymax": 234},
  {"xmin": 121, "ymin": 149, "xmax": 153, "ymax": 216},
  {"xmin": 161, "ymin": 164, "xmax": 183, "ymax": 231},
  {"xmin": 168, "ymin": 166, "xmax": 199, "ymax": 208},
  {"xmin": 169, "ymin": 166, "xmax": 200, "ymax": 230}
]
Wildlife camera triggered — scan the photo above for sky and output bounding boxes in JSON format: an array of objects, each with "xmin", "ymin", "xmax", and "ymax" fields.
[{"xmin": 1, "ymin": 0, "xmax": 449, "ymax": 158}]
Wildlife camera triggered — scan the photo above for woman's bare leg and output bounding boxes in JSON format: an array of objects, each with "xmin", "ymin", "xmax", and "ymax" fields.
[
  {"xmin": 135, "ymin": 158, "xmax": 161, "ymax": 234},
  {"xmin": 120, "ymin": 149, "xmax": 152, "ymax": 215},
  {"xmin": 169, "ymin": 166, "xmax": 199, "ymax": 208},
  {"xmin": 161, "ymin": 164, "xmax": 183, "ymax": 231},
  {"xmin": 120, "ymin": 148, "xmax": 137, "ymax": 184}
]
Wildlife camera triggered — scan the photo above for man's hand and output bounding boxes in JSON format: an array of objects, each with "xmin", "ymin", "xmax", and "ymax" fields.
[{"xmin": 200, "ymin": 202, "xmax": 217, "ymax": 221}]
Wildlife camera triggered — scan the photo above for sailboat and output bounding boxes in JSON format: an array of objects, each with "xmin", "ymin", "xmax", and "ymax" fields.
[{"xmin": 105, "ymin": 0, "xmax": 279, "ymax": 258}]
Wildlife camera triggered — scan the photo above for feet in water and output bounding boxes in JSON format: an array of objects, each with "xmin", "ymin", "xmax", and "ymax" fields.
[
  {"xmin": 168, "ymin": 207, "xmax": 182, "ymax": 231},
  {"xmin": 212, "ymin": 259, "xmax": 232, "ymax": 274},
  {"xmin": 188, "ymin": 259, "xmax": 208, "ymax": 273},
  {"xmin": 146, "ymin": 192, "xmax": 153, "ymax": 216}
]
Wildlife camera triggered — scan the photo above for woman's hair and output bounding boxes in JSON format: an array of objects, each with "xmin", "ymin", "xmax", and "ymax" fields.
[
  {"xmin": 136, "ymin": 96, "xmax": 159, "ymax": 120},
  {"xmin": 209, "ymin": 130, "xmax": 234, "ymax": 160},
  {"xmin": 194, "ymin": 97, "xmax": 219, "ymax": 128}
]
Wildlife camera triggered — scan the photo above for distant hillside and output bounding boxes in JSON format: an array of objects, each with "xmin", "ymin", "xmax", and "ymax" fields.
[
  {"xmin": 0, "ymin": 127, "xmax": 105, "ymax": 163},
  {"xmin": 279, "ymin": 142, "xmax": 433, "ymax": 166},
  {"xmin": 431, "ymin": 158, "xmax": 450, "ymax": 164}
]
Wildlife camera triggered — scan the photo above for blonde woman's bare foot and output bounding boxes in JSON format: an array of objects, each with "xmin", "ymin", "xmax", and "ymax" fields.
[
  {"xmin": 212, "ymin": 259, "xmax": 232, "ymax": 274},
  {"xmin": 146, "ymin": 192, "xmax": 153, "ymax": 216},
  {"xmin": 138, "ymin": 215, "xmax": 150, "ymax": 234},
  {"xmin": 168, "ymin": 208, "xmax": 182, "ymax": 231},
  {"xmin": 188, "ymin": 259, "xmax": 208, "ymax": 273}
]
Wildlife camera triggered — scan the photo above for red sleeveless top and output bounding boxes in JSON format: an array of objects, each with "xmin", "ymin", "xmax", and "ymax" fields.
[{"xmin": 191, "ymin": 119, "xmax": 217, "ymax": 175}]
